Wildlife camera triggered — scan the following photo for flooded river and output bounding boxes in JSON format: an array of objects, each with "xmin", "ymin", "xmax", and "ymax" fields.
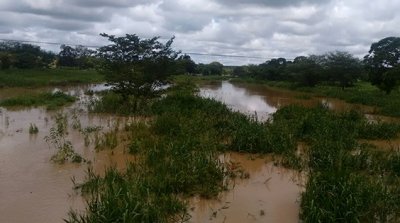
[
  {"xmin": 0, "ymin": 81, "xmax": 397, "ymax": 222},
  {"xmin": 200, "ymin": 81, "xmax": 377, "ymax": 121}
]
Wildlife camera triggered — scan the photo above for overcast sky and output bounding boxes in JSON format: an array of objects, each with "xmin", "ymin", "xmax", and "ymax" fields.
[{"xmin": 0, "ymin": 0, "xmax": 399, "ymax": 65}]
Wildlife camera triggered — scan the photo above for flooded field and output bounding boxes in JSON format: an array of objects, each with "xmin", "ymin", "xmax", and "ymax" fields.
[
  {"xmin": 189, "ymin": 153, "xmax": 303, "ymax": 223},
  {"xmin": 0, "ymin": 81, "xmax": 398, "ymax": 222}
]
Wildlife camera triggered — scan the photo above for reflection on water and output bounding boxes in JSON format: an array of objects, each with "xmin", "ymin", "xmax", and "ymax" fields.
[{"xmin": 200, "ymin": 82, "xmax": 277, "ymax": 120}]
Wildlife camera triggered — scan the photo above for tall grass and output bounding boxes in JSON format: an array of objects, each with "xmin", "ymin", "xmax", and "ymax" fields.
[{"xmin": 88, "ymin": 91, "xmax": 153, "ymax": 115}]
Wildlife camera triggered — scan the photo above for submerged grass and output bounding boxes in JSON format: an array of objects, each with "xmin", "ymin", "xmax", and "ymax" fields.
[
  {"xmin": 271, "ymin": 105, "xmax": 400, "ymax": 222},
  {"xmin": 45, "ymin": 113, "xmax": 83, "ymax": 164},
  {"xmin": 88, "ymin": 91, "xmax": 153, "ymax": 115},
  {"xmin": 29, "ymin": 123, "xmax": 39, "ymax": 134},
  {"xmin": 0, "ymin": 91, "xmax": 76, "ymax": 110}
]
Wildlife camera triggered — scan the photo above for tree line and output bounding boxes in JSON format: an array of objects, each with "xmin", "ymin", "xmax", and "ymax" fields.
[
  {"xmin": 228, "ymin": 37, "xmax": 400, "ymax": 94},
  {"xmin": 0, "ymin": 36, "xmax": 399, "ymax": 94}
]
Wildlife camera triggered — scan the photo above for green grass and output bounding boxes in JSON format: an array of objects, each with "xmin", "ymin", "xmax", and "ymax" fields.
[
  {"xmin": 0, "ymin": 91, "xmax": 76, "ymax": 110},
  {"xmin": 0, "ymin": 68, "xmax": 104, "ymax": 87},
  {"xmin": 269, "ymin": 105, "xmax": 400, "ymax": 222}
]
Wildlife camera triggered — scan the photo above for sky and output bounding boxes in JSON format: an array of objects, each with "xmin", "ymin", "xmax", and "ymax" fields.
[{"xmin": 0, "ymin": 0, "xmax": 399, "ymax": 65}]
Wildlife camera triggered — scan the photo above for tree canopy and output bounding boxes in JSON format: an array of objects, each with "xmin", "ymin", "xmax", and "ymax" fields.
[
  {"xmin": 325, "ymin": 51, "xmax": 362, "ymax": 89},
  {"xmin": 0, "ymin": 41, "xmax": 55, "ymax": 69},
  {"xmin": 97, "ymin": 33, "xmax": 179, "ymax": 99},
  {"xmin": 364, "ymin": 37, "xmax": 400, "ymax": 94},
  {"xmin": 58, "ymin": 45, "xmax": 96, "ymax": 69}
]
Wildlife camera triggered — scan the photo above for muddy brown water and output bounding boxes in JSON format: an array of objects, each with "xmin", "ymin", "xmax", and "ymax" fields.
[
  {"xmin": 0, "ymin": 81, "xmax": 398, "ymax": 222},
  {"xmin": 188, "ymin": 153, "xmax": 304, "ymax": 223}
]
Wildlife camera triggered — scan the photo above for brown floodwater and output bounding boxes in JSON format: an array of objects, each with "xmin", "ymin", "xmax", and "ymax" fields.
[
  {"xmin": 189, "ymin": 153, "xmax": 304, "ymax": 223},
  {"xmin": 0, "ymin": 84, "xmax": 132, "ymax": 223},
  {"xmin": 0, "ymin": 81, "xmax": 398, "ymax": 222}
]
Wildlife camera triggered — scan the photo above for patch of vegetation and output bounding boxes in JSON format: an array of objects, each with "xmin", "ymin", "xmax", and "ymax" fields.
[
  {"xmin": 28, "ymin": 123, "xmax": 39, "ymax": 134},
  {"xmin": 67, "ymin": 166, "xmax": 190, "ymax": 223},
  {"xmin": 268, "ymin": 105, "xmax": 400, "ymax": 222},
  {"xmin": 88, "ymin": 91, "xmax": 153, "ymax": 115},
  {"xmin": 0, "ymin": 91, "xmax": 76, "ymax": 110},
  {"xmin": 80, "ymin": 126, "xmax": 102, "ymax": 147},
  {"xmin": 44, "ymin": 113, "xmax": 83, "ymax": 164},
  {"xmin": 0, "ymin": 68, "xmax": 103, "ymax": 88}
]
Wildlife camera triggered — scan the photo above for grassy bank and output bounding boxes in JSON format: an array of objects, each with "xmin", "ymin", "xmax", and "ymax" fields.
[
  {"xmin": 0, "ymin": 68, "xmax": 104, "ymax": 87},
  {"xmin": 69, "ymin": 81, "xmax": 400, "ymax": 222},
  {"xmin": 0, "ymin": 91, "xmax": 76, "ymax": 109}
]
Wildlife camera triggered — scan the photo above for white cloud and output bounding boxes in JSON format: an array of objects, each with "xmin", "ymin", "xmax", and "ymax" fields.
[{"xmin": 0, "ymin": 0, "xmax": 399, "ymax": 65}]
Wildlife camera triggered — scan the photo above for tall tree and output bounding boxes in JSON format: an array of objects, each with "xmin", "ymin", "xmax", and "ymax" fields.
[
  {"xmin": 288, "ymin": 56, "xmax": 323, "ymax": 87},
  {"xmin": 97, "ymin": 33, "xmax": 179, "ymax": 100},
  {"xmin": 58, "ymin": 45, "xmax": 78, "ymax": 67},
  {"xmin": 208, "ymin": 61, "xmax": 224, "ymax": 75},
  {"xmin": 325, "ymin": 51, "xmax": 362, "ymax": 89},
  {"xmin": 364, "ymin": 37, "xmax": 400, "ymax": 94},
  {"xmin": 176, "ymin": 54, "xmax": 196, "ymax": 74}
]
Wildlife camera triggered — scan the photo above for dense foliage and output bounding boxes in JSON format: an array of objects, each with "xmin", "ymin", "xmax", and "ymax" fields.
[
  {"xmin": 58, "ymin": 45, "xmax": 97, "ymax": 69},
  {"xmin": 364, "ymin": 37, "xmax": 400, "ymax": 94},
  {"xmin": 97, "ymin": 33, "xmax": 179, "ymax": 100},
  {"xmin": 0, "ymin": 41, "xmax": 56, "ymax": 69}
]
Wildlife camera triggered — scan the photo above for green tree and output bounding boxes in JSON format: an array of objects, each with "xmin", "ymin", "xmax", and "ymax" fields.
[
  {"xmin": 325, "ymin": 51, "xmax": 362, "ymax": 89},
  {"xmin": 97, "ymin": 33, "xmax": 179, "ymax": 100},
  {"xmin": 288, "ymin": 56, "xmax": 323, "ymax": 87},
  {"xmin": 197, "ymin": 62, "xmax": 224, "ymax": 76},
  {"xmin": 0, "ymin": 41, "xmax": 55, "ymax": 69},
  {"xmin": 0, "ymin": 52, "xmax": 12, "ymax": 69},
  {"xmin": 208, "ymin": 61, "xmax": 224, "ymax": 75},
  {"xmin": 232, "ymin": 66, "xmax": 247, "ymax": 77},
  {"xmin": 364, "ymin": 37, "xmax": 400, "ymax": 94},
  {"xmin": 59, "ymin": 45, "xmax": 77, "ymax": 67},
  {"xmin": 176, "ymin": 54, "xmax": 196, "ymax": 74}
]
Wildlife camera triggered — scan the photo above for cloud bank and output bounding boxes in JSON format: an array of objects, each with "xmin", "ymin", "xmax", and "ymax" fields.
[{"xmin": 0, "ymin": 0, "xmax": 399, "ymax": 65}]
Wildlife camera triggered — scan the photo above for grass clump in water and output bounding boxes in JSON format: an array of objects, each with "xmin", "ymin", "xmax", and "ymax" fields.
[
  {"xmin": 88, "ymin": 91, "xmax": 153, "ymax": 115},
  {"xmin": 0, "ymin": 91, "xmax": 76, "ymax": 110},
  {"xmin": 28, "ymin": 123, "xmax": 39, "ymax": 134},
  {"xmin": 67, "ymin": 166, "xmax": 190, "ymax": 223},
  {"xmin": 44, "ymin": 113, "xmax": 83, "ymax": 164}
]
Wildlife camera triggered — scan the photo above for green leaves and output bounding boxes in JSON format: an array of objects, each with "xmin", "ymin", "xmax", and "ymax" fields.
[
  {"xmin": 364, "ymin": 37, "xmax": 400, "ymax": 94},
  {"xmin": 97, "ymin": 33, "xmax": 179, "ymax": 100}
]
